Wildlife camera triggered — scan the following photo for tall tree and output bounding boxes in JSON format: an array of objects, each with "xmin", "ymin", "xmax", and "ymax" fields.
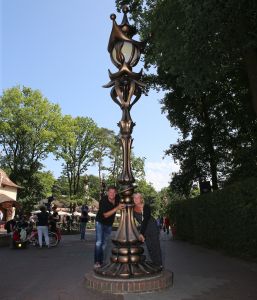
[
  {"xmin": 17, "ymin": 170, "xmax": 56, "ymax": 213},
  {"xmin": 93, "ymin": 128, "xmax": 116, "ymax": 182},
  {"xmin": 0, "ymin": 86, "xmax": 63, "ymax": 198},
  {"xmin": 117, "ymin": 0, "xmax": 257, "ymax": 114},
  {"xmin": 106, "ymin": 134, "xmax": 146, "ymax": 185},
  {"xmin": 57, "ymin": 116, "xmax": 99, "ymax": 197},
  {"xmin": 116, "ymin": 0, "xmax": 257, "ymax": 192}
]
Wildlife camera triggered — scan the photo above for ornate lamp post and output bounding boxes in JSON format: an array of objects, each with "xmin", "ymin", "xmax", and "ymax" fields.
[{"xmin": 95, "ymin": 6, "xmax": 161, "ymax": 278}]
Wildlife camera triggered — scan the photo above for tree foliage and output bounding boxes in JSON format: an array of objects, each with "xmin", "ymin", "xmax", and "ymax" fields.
[
  {"xmin": 116, "ymin": 0, "xmax": 257, "ymax": 195},
  {"xmin": 0, "ymin": 85, "xmax": 148, "ymax": 210},
  {"xmin": 0, "ymin": 86, "xmax": 63, "ymax": 199},
  {"xmin": 57, "ymin": 116, "xmax": 99, "ymax": 197},
  {"xmin": 93, "ymin": 127, "xmax": 116, "ymax": 181}
]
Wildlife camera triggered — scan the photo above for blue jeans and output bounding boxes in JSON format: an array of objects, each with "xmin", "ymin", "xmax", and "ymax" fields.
[
  {"xmin": 80, "ymin": 222, "xmax": 87, "ymax": 240},
  {"xmin": 94, "ymin": 221, "xmax": 112, "ymax": 264}
]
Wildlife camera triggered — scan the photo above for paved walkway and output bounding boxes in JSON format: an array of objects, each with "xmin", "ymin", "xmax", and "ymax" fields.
[{"xmin": 0, "ymin": 231, "xmax": 256, "ymax": 300}]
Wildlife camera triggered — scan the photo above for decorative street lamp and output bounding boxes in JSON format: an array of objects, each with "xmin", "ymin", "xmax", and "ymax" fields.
[{"xmin": 95, "ymin": 6, "xmax": 161, "ymax": 278}]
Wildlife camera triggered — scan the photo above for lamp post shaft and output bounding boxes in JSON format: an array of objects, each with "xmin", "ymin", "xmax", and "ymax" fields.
[{"xmin": 95, "ymin": 6, "xmax": 161, "ymax": 278}]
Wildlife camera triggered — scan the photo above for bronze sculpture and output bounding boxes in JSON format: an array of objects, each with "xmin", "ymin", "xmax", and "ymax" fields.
[{"xmin": 94, "ymin": 6, "xmax": 161, "ymax": 278}]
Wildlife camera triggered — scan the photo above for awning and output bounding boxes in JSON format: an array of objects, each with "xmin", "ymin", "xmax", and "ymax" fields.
[{"xmin": 0, "ymin": 194, "xmax": 19, "ymax": 208}]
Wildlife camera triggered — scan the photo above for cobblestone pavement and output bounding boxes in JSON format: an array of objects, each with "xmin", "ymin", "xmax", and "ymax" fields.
[{"xmin": 0, "ymin": 231, "xmax": 256, "ymax": 300}]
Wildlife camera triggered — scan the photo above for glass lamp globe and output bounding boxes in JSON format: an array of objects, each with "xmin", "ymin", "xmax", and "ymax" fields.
[{"xmin": 111, "ymin": 41, "xmax": 140, "ymax": 67}]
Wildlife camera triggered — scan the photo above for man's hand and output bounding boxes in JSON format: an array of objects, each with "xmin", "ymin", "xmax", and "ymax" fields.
[
  {"xmin": 117, "ymin": 203, "xmax": 126, "ymax": 210},
  {"xmin": 103, "ymin": 203, "xmax": 125, "ymax": 219}
]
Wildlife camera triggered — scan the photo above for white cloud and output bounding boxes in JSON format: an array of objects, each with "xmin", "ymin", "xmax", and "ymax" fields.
[{"xmin": 145, "ymin": 159, "xmax": 180, "ymax": 191}]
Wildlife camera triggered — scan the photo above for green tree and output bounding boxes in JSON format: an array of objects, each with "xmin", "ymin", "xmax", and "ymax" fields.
[
  {"xmin": 86, "ymin": 174, "xmax": 101, "ymax": 202},
  {"xmin": 54, "ymin": 175, "xmax": 70, "ymax": 196},
  {"xmin": 0, "ymin": 86, "xmax": 63, "ymax": 199},
  {"xmin": 136, "ymin": 179, "xmax": 157, "ymax": 209},
  {"xmin": 155, "ymin": 186, "xmax": 186, "ymax": 218},
  {"xmin": 34, "ymin": 171, "xmax": 56, "ymax": 198},
  {"xmin": 116, "ymin": 0, "xmax": 257, "ymax": 191},
  {"xmin": 117, "ymin": 0, "xmax": 257, "ymax": 115},
  {"xmin": 131, "ymin": 155, "xmax": 146, "ymax": 181},
  {"xmin": 57, "ymin": 116, "xmax": 99, "ymax": 197},
  {"xmin": 93, "ymin": 127, "xmax": 116, "ymax": 195},
  {"xmin": 17, "ymin": 170, "xmax": 56, "ymax": 213},
  {"xmin": 54, "ymin": 174, "xmax": 100, "ymax": 205}
]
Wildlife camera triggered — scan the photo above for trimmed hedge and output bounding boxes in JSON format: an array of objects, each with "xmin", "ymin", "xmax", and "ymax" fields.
[{"xmin": 170, "ymin": 177, "xmax": 257, "ymax": 259}]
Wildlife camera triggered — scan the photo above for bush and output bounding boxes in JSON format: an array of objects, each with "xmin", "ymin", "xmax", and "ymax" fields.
[{"xmin": 169, "ymin": 177, "xmax": 257, "ymax": 259}]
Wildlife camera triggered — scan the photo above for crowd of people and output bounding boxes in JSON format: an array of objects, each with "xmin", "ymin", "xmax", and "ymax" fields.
[
  {"xmin": 5, "ymin": 205, "xmax": 61, "ymax": 248},
  {"xmin": 3, "ymin": 186, "xmax": 172, "ymax": 270}
]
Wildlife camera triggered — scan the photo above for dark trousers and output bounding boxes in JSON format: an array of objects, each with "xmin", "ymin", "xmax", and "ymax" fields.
[
  {"xmin": 145, "ymin": 231, "xmax": 162, "ymax": 267},
  {"xmin": 80, "ymin": 222, "xmax": 87, "ymax": 240}
]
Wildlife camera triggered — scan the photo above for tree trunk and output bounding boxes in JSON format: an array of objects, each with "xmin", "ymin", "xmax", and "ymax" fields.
[
  {"xmin": 245, "ymin": 47, "xmax": 257, "ymax": 117},
  {"xmin": 66, "ymin": 164, "xmax": 72, "ymax": 198},
  {"xmin": 201, "ymin": 97, "xmax": 219, "ymax": 190},
  {"xmin": 75, "ymin": 171, "xmax": 80, "ymax": 196},
  {"xmin": 208, "ymin": 149, "xmax": 218, "ymax": 190}
]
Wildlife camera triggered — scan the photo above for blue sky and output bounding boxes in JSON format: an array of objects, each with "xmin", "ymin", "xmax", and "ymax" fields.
[{"xmin": 1, "ymin": 0, "xmax": 179, "ymax": 190}]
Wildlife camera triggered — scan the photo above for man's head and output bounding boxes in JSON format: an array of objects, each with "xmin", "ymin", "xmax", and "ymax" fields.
[{"xmin": 107, "ymin": 185, "xmax": 117, "ymax": 201}]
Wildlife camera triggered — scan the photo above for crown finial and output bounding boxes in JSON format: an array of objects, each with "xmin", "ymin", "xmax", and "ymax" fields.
[
  {"xmin": 110, "ymin": 13, "xmax": 116, "ymax": 21},
  {"xmin": 122, "ymin": 5, "xmax": 129, "ymax": 14}
]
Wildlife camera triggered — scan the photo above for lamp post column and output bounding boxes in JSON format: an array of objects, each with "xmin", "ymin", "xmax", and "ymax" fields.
[{"xmin": 95, "ymin": 6, "xmax": 161, "ymax": 278}]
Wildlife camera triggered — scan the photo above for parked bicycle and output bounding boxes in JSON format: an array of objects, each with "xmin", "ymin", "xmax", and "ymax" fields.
[
  {"xmin": 59, "ymin": 220, "xmax": 79, "ymax": 232},
  {"xmin": 26, "ymin": 228, "xmax": 59, "ymax": 247}
]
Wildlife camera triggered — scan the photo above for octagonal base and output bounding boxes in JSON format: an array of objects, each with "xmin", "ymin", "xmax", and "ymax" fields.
[{"xmin": 85, "ymin": 270, "xmax": 173, "ymax": 294}]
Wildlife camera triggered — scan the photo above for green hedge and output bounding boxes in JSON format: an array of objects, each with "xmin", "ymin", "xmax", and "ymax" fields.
[{"xmin": 170, "ymin": 177, "xmax": 257, "ymax": 259}]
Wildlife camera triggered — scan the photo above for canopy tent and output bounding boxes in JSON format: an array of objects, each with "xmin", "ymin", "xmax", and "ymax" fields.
[
  {"xmin": 31, "ymin": 210, "xmax": 72, "ymax": 216},
  {"xmin": 73, "ymin": 211, "xmax": 81, "ymax": 216},
  {"xmin": 31, "ymin": 210, "xmax": 41, "ymax": 214},
  {"xmin": 88, "ymin": 212, "xmax": 96, "ymax": 217},
  {"xmin": 55, "ymin": 211, "xmax": 72, "ymax": 216}
]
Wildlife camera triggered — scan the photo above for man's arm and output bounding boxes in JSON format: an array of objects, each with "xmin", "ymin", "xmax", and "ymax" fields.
[{"xmin": 103, "ymin": 203, "xmax": 125, "ymax": 218}]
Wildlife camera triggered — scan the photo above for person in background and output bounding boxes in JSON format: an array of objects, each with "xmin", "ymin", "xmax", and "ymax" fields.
[
  {"xmin": 36, "ymin": 206, "xmax": 49, "ymax": 248},
  {"xmin": 4, "ymin": 217, "xmax": 16, "ymax": 235},
  {"xmin": 66, "ymin": 215, "xmax": 72, "ymax": 232},
  {"xmin": 133, "ymin": 193, "xmax": 162, "ymax": 269},
  {"xmin": 159, "ymin": 216, "xmax": 164, "ymax": 230},
  {"xmin": 164, "ymin": 216, "xmax": 170, "ymax": 235},
  {"xmin": 79, "ymin": 209, "xmax": 88, "ymax": 240},
  {"xmin": 81, "ymin": 203, "xmax": 88, "ymax": 214},
  {"xmin": 94, "ymin": 186, "xmax": 125, "ymax": 268},
  {"xmin": 50, "ymin": 205, "xmax": 60, "ymax": 231},
  {"xmin": 15, "ymin": 215, "xmax": 28, "ymax": 242}
]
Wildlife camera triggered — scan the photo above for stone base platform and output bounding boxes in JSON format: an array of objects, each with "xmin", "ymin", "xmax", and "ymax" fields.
[{"xmin": 85, "ymin": 270, "xmax": 173, "ymax": 294}]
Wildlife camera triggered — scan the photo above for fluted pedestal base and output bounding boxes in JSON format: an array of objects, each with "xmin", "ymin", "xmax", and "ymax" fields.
[
  {"xmin": 85, "ymin": 270, "xmax": 173, "ymax": 294},
  {"xmin": 95, "ymin": 260, "xmax": 162, "ymax": 278}
]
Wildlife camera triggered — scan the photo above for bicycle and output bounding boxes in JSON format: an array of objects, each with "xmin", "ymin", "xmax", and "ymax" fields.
[
  {"xmin": 26, "ymin": 228, "xmax": 59, "ymax": 247},
  {"xmin": 59, "ymin": 221, "xmax": 79, "ymax": 232}
]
